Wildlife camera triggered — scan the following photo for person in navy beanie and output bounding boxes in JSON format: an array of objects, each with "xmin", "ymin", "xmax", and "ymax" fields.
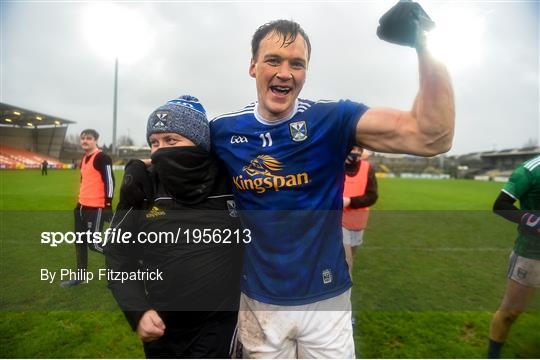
[
  {"xmin": 105, "ymin": 95, "xmax": 243, "ymax": 359},
  {"xmin": 146, "ymin": 95, "xmax": 211, "ymax": 151}
]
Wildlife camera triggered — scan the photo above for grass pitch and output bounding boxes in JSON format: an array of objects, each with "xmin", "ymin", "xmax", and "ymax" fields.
[{"xmin": 1, "ymin": 170, "xmax": 539, "ymax": 358}]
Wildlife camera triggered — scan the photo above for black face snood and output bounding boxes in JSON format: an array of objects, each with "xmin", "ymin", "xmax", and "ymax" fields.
[{"xmin": 151, "ymin": 146, "xmax": 217, "ymax": 204}]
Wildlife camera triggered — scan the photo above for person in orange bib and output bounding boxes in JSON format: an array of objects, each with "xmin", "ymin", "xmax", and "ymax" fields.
[
  {"xmin": 342, "ymin": 146, "xmax": 378, "ymax": 278},
  {"xmin": 61, "ymin": 129, "xmax": 115, "ymax": 288}
]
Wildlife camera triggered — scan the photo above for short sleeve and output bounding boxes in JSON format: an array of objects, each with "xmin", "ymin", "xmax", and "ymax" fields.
[
  {"xmin": 503, "ymin": 166, "xmax": 531, "ymax": 200},
  {"xmin": 337, "ymin": 99, "xmax": 369, "ymax": 156}
]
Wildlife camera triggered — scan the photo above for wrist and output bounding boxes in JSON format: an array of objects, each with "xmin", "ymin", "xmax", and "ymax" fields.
[{"xmin": 415, "ymin": 32, "xmax": 429, "ymax": 54}]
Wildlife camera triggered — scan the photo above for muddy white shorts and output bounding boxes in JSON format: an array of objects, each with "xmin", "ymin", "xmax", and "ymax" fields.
[
  {"xmin": 238, "ymin": 289, "xmax": 355, "ymax": 359},
  {"xmin": 507, "ymin": 251, "xmax": 540, "ymax": 288},
  {"xmin": 342, "ymin": 228, "xmax": 364, "ymax": 247}
]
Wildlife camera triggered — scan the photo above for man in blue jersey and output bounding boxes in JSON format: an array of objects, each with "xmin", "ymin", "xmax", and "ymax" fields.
[{"xmin": 210, "ymin": 7, "xmax": 454, "ymax": 358}]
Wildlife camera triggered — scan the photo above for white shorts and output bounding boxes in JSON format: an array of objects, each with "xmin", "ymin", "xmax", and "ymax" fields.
[
  {"xmin": 342, "ymin": 228, "xmax": 364, "ymax": 247},
  {"xmin": 507, "ymin": 251, "xmax": 540, "ymax": 288},
  {"xmin": 238, "ymin": 290, "xmax": 355, "ymax": 359}
]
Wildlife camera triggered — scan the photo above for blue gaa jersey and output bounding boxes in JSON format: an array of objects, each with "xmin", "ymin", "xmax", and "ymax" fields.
[{"xmin": 210, "ymin": 99, "xmax": 368, "ymax": 305}]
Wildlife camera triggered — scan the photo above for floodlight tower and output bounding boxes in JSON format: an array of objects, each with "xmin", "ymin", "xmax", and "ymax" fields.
[
  {"xmin": 113, "ymin": 57, "xmax": 118, "ymax": 155},
  {"xmin": 83, "ymin": 3, "xmax": 151, "ymax": 155}
]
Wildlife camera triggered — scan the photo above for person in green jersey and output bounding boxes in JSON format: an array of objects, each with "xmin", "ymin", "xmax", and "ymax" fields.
[{"xmin": 487, "ymin": 155, "xmax": 540, "ymax": 358}]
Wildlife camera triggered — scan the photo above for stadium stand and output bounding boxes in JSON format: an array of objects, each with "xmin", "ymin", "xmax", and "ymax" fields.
[
  {"xmin": 118, "ymin": 145, "xmax": 150, "ymax": 163},
  {"xmin": 0, "ymin": 144, "xmax": 67, "ymax": 169},
  {"xmin": 1, "ymin": 103, "xmax": 75, "ymax": 168},
  {"xmin": 453, "ymin": 147, "xmax": 540, "ymax": 179},
  {"xmin": 370, "ymin": 146, "xmax": 540, "ymax": 180}
]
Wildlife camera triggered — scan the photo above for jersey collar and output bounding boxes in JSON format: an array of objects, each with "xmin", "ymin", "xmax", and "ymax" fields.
[{"xmin": 254, "ymin": 100, "xmax": 299, "ymax": 126}]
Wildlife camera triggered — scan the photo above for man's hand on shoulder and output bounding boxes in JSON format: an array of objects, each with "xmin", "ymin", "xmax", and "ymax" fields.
[{"xmin": 136, "ymin": 309, "xmax": 165, "ymax": 342}]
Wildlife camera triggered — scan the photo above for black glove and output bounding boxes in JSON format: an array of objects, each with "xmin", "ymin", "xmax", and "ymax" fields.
[
  {"xmin": 377, "ymin": 0, "xmax": 435, "ymax": 48},
  {"xmin": 119, "ymin": 159, "xmax": 154, "ymax": 209},
  {"xmin": 520, "ymin": 213, "xmax": 540, "ymax": 236}
]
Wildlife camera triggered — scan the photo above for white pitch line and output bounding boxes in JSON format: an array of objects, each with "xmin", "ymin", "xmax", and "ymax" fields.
[{"xmin": 361, "ymin": 246, "xmax": 510, "ymax": 252}]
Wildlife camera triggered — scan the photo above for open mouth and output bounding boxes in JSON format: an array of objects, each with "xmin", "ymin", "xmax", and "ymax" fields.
[{"xmin": 270, "ymin": 86, "xmax": 291, "ymax": 95}]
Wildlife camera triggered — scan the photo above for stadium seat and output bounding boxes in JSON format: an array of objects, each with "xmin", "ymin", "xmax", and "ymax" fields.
[{"xmin": 0, "ymin": 144, "xmax": 65, "ymax": 169}]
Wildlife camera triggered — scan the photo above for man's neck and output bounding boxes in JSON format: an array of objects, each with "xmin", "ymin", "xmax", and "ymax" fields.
[
  {"xmin": 85, "ymin": 148, "xmax": 99, "ymax": 156},
  {"xmin": 254, "ymin": 100, "xmax": 299, "ymax": 125}
]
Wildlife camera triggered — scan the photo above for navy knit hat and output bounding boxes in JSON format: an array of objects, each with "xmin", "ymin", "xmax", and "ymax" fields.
[{"xmin": 146, "ymin": 95, "xmax": 210, "ymax": 151}]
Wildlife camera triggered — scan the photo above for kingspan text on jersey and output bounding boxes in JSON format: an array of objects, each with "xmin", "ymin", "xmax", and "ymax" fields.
[{"xmin": 232, "ymin": 173, "xmax": 310, "ymax": 194}]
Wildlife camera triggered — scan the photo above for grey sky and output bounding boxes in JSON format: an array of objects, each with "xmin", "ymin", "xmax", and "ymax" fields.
[{"xmin": 1, "ymin": 1, "xmax": 538, "ymax": 155}]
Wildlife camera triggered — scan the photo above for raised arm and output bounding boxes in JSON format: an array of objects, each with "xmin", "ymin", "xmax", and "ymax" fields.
[
  {"xmin": 357, "ymin": 1, "xmax": 455, "ymax": 156},
  {"xmin": 357, "ymin": 46, "xmax": 454, "ymax": 156}
]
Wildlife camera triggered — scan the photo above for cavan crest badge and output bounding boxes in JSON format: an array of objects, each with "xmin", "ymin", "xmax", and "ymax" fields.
[
  {"xmin": 289, "ymin": 121, "xmax": 308, "ymax": 142},
  {"xmin": 226, "ymin": 200, "xmax": 238, "ymax": 217}
]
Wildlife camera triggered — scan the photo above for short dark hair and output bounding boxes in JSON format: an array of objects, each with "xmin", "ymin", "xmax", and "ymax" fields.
[
  {"xmin": 80, "ymin": 129, "xmax": 99, "ymax": 140},
  {"xmin": 251, "ymin": 19, "xmax": 311, "ymax": 61}
]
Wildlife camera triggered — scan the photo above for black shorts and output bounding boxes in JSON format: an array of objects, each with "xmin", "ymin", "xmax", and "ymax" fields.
[{"xmin": 143, "ymin": 311, "xmax": 238, "ymax": 359}]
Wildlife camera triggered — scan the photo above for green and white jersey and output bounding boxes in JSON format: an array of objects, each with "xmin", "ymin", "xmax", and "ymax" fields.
[{"xmin": 502, "ymin": 155, "xmax": 540, "ymax": 259}]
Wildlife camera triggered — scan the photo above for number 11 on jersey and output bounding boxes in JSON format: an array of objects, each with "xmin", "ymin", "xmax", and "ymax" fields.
[{"xmin": 259, "ymin": 132, "xmax": 273, "ymax": 147}]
